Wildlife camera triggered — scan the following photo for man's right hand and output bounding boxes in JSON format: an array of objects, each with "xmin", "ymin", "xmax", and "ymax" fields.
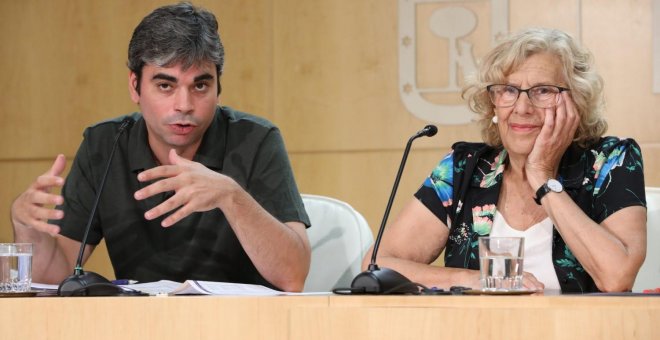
[{"xmin": 11, "ymin": 154, "xmax": 67, "ymax": 236}]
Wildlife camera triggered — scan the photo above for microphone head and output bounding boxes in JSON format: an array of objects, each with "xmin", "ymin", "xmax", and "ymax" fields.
[
  {"xmin": 422, "ymin": 124, "xmax": 438, "ymax": 137},
  {"xmin": 119, "ymin": 117, "xmax": 135, "ymax": 131}
]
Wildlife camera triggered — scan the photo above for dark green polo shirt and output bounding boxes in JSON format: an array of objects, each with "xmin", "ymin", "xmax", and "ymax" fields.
[{"xmin": 56, "ymin": 106, "xmax": 309, "ymax": 289}]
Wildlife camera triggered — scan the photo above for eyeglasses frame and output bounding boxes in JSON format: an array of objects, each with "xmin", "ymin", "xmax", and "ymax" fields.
[{"xmin": 486, "ymin": 84, "xmax": 570, "ymax": 108}]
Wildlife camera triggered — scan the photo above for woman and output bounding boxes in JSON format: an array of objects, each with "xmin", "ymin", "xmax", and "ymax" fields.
[{"xmin": 365, "ymin": 28, "xmax": 646, "ymax": 293}]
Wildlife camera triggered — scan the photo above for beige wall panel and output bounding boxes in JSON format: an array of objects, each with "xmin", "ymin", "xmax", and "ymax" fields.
[
  {"xmin": 509, "ymin": 0, "xmax": 583, "ymax": 36},
  {"xmin": 211, "ymin": 0, "xmax": 274, "ymax": 119},
  {"xmin": 272, "ymin": 0, "xmax": 481, "ymax": 153},
  {"xmin": 1, "ymin": 1, "xmax": 140, "ymax": 158},
  {"xmin": 581, "ymin": 0, "xmax": 660, "ymax": 142}
]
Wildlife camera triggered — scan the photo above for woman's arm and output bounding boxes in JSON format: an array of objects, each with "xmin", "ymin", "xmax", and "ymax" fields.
[
  {"xmin": 361, "ymin": 199, "xmax": 481, "ymax": 289},
  {"xmin": 362, "ymin": 199, "xmax": 545, "ymax": 290},
  {"xmin": 539, "ymin": 193, "xmax": 646, "ymax": 292}
]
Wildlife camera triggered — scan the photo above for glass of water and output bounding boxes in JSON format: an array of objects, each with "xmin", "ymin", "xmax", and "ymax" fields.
[
  {"xmin": 0, "ymin": 243, "xmax": 33, "ymax": 293},
  {"xmin": 478, "ymin": 237, "xmax": 524, "ymax": 291}
]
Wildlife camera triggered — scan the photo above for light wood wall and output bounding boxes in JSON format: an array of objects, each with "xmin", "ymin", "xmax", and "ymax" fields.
[{"xmin": 1, "ymin": 0, "xmax": 658, "ymax": 278}]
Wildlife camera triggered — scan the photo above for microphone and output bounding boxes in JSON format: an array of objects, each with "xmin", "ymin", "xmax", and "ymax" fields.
[
  {"xmin": 58, "ymin": 117, "xmax": 139, "ymax": 297},
  {"xmin": 350, "ymin": 124, "xmax": 437, "ymax": 294}
]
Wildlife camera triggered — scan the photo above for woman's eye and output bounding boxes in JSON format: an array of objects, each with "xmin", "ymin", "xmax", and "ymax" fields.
[
  {"xmin": 503, "ymin": 86, "xmax": 517, "ymax": 94},
  {"xmin": 534, "ymin": 86, "xmax": 554, "ymax": 95}
]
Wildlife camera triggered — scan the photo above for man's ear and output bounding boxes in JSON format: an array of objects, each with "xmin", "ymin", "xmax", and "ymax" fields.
[{"xmin": 128, "ymin": 71, "xmax": 140, "ymax": 104}]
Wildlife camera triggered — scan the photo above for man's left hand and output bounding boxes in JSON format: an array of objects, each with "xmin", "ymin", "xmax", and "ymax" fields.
[{"xmin": 134, "ymin": 149, "xmax": 234, "ymax": 227}]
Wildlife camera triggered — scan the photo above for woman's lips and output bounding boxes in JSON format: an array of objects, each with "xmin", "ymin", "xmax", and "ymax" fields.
[{"xmin": 509, "ymin": 123, "xmax": 540, "ymax": 132}]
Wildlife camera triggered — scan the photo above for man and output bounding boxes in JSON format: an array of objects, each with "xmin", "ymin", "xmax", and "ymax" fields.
[{"xmin": 10, "ymin": 2, "xmax": 311, "ymax": 292}]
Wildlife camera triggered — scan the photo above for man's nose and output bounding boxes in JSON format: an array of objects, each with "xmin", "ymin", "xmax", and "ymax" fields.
[{"xmin": 174, "ymin": 89, "xmax": 193, "ymax": 113}]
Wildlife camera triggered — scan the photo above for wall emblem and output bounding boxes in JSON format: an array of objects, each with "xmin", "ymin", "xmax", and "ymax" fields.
[{"xmin": 398, "ymin": 0, "xmax": 508, "ymax": 125}]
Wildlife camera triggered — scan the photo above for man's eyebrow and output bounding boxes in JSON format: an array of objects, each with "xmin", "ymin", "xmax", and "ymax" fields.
[
  {"xmin": 194, "ymin": 73, "xmax": 214, "ymax": 82},
  {"xmin": 151, "ymin": 72, "xmax": 214, "ymax": 83},
  {"xmin": 152, "ymin": 73, "xmax": 177, "ymax": 82}
]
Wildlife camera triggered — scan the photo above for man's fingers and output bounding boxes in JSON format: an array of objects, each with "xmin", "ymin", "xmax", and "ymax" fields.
[
  {"xmin": 29, "ymin": 190, "xmax": 64, "ymax": 206},
  {"xmin": 168, "ymin": 148, "xmax": 181, "ymax": 164},
  {"xmin": 34, "ymin": 173, "xmax": 64, "ymax": 189},
  {"xmin": 12, "ymin": 155, "xmax": 67, "ymax": 235},
  {"xmin": 168, "ymin": 148, "xmax": 194, "ymax": 166},
  {"xmin": 48, "ymin": 154, "xmax": 67, "ymax": 177},
  {"xmin": 134, "ymin": 177, "xmax": 178, "ymax": 200},
  {"xmin": 161, "ymin": 204, "xmax": 193, "ymax": 228},
  {"xmin": 142, "ymin": 191, "xmax": 196, "ymax": 227},
  {"xmin": 32, "ymin": 155, "xmax": 67, "ymax": 190},
  {"xmin": 27, "ymin": 219, "xmax": 62, "ymax": 236},
  {"xmin": 143, "ymin": 192, "xmax": 184, "ymax": 220},
  {"xmin": 137, "ymin": 165, "xmax": 182, "ymax": 182},
  {"xmin": 16, "ymin": 208, "xmax": 63, "ymax": 235},
  {"xmin": 28, "ymin": 204, "xmax": 64, "ymax": 221}
]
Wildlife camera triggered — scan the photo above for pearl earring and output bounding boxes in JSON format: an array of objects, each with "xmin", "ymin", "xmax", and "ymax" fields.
[{"xmin": 491, "ymin": 116, "xmax": 498, "ymax": 124}]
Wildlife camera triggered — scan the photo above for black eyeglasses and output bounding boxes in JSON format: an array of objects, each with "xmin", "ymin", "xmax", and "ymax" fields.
[{"xmin": 487, "ymin": 84, "xmax": 570, "ymax": 108}]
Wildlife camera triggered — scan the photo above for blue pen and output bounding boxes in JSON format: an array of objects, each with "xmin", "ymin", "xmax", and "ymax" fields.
[{"xmin": 112, "ymin": 279, "xmax": 138, "ymax": 285}]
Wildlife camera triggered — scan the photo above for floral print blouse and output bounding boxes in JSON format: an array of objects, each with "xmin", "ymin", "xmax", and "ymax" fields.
[{"xmin": 414, "ymin": 137, "xmax": 646, "ymax": 293}]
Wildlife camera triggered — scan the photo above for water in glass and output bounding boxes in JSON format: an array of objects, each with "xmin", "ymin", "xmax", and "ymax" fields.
[
  {"xmin": 0, "ymin": 245, "xmax": 32, "ymax": 292},
  {"xmin": 480, "ymin": 255, "xmax": 523, "ymax": 291}
]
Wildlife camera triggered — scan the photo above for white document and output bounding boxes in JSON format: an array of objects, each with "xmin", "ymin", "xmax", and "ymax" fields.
[
  {"xmin": 33, "ymin": 280, "xmax": 331, "ymax": 296},
  {"xmin": 127, "ymin": 280, "xmax": 293, "ymax": 296}
]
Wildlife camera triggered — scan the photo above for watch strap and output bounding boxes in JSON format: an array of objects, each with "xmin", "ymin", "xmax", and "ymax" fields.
[{"xmin": 534, "ymin": 183, "xmax": 549, "ymax": 205}]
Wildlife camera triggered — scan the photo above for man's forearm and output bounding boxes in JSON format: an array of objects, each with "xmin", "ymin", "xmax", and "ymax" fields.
[
  {"xmin": 219, "ymin": 185, "xmax": 311, "ymax": 292},
  {"xmin": 13, "ymin": 223, "xmax": 66, "ymax": 283}
]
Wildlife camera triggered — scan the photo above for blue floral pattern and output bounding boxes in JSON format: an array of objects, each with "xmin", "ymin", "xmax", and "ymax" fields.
[{"xmin": 423, "ymin": 152, "xmax": 454, "ymax": 207}]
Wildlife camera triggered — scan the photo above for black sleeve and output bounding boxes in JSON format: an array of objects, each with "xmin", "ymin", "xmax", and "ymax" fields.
[
  {"xmin": 56, "ymin": 129, "xmax": 104, "ymax": 245},
  {"xmin": 590, "ymin": 138, "xmax": 646, "ymax": 223},
  {"xmin": 247, "ymin": 128, "xmax": 310, "ymax": 227}
]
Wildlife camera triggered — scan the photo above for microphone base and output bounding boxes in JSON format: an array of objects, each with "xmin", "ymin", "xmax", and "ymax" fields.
[
  {"xmin": 350, "ymin": 267, "xmax": 419, "ymax": 294},
  {"xmin": 58, "ymin": 271, "xmax": 126, "ymax": 297}
]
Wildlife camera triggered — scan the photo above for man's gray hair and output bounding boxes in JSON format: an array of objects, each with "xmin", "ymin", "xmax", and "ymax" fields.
[{"xmin": 127, "ymin": 2, "xmax": 224, "ymax": 94}]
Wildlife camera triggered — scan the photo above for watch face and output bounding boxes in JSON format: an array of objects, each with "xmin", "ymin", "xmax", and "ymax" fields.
[{"xmin": 547, "ymin": 179, "xmax": 563, "ymax": 192}]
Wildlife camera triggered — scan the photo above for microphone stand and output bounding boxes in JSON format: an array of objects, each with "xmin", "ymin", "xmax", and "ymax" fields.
[
  {"xmin": 58, "ymin": 118, "xmax": 136, "ymax": 296},
  {"xmin": 350, "ymin": 125, "xmax": 437, "ymax": 294}
]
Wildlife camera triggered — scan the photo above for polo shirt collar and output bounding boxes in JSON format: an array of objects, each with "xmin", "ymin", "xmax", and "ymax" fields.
[
  {"xmin": 127, "ymin": 106, "xmax": 227, "ymax": 173},
  {"xmin": 192, "ymin": 107, "xmax": 226, "ymax": 171}
]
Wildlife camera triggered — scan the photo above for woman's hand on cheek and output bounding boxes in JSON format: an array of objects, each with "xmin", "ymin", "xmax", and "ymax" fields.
[
  {"xmin": 551, "ymin": 91, "xmax": 580, "ymax": 149},
  {"xmin": 525, "ymin": 92, "xmax": 579, "ymax": 187}
]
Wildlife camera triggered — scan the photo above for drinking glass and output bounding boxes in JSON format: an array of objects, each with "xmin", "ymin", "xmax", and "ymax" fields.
[
  {"xmin": 0, "ymin": 243, "xmax": 33, "ymax": 293},
  {"xmin": 478, "ymin": 237, "xmax": 524, "ymax": 291}
]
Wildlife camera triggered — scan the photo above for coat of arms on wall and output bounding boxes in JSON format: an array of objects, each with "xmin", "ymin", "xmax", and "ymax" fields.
[{"xmin": 398, "ymin": 0, "xmax": 509, "ymax": 125}]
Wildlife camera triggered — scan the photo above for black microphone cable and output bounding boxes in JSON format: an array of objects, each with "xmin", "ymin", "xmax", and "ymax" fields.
[{"xmin": 72, "ymin": 117, "xmax": 134, "ymax": 275}]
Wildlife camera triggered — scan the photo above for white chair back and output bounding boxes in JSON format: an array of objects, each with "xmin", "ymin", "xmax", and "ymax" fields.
[
  {"xmin": 633, "ymin": 187, "xmax": 660, "ymax": 292},
  {"xmin": 302, "ymin": 194, "xmax": 373, "ymax": 292}
]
